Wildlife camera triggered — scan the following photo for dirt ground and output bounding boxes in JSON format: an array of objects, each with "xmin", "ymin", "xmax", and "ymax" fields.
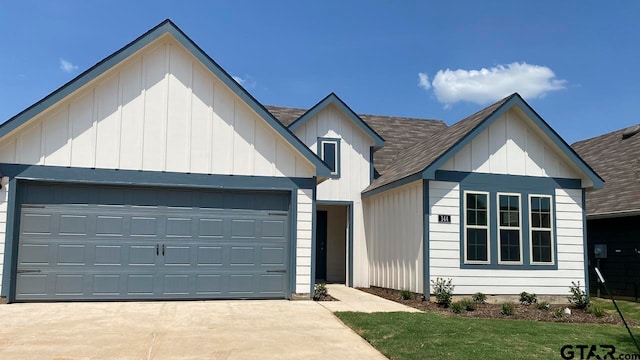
[{"xmin": 359, "ymin": 286, "xmax": 639, "ymax": 326}]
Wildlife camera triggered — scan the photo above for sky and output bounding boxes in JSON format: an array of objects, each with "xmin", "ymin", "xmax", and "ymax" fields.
[{"xmin": 1, "ymin": 1, "xmax": 639, "ymax": 144}]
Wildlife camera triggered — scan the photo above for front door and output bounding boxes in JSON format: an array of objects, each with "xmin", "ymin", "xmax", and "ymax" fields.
[{"xmin": 315, "ymin": 210, "xmax": 327, "ymax": 281}]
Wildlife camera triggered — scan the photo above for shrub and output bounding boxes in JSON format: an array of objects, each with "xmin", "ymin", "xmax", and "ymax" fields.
[
  {"xmin": 537, "ymin": 301, "xmax": 551, "ymax": 311},
  {"xmin": 472, "ymin": 292, "xmax": 487, "ymax": 304},
  {"xmin": 500, "ymin": 302, "xmax": 515, "ymax": 316},
  {"xmin": 553, "ymin": 308, "xmax": 565, "ymax": 318},
  {"xmin": 568, "ymin": 281, "xmax": 590, "ymax": 309},
  {"xmin": 400, "ymin": 289, "xmax": 413, "ymax": 300},
  {"xmin": 519, "ymin": 291, "xmax": 538, "ymax": 305},
  {"xmin": 450, "ymin": 301, "xmax": 464, "ymax": 314},
  {"xmin": 431, "ymin": 278, "xmax": 454, "ymax": 308},
  {"xmin": 313, "ymin": 282, "xmax": 328, "ymax": 301},
  {"xmin": 459, "ymin": 298, "xmax": 477, "ymax": 311},
  {"xmin": 588, "ymin": 303, "xmax": 606, "ymax": 318}
]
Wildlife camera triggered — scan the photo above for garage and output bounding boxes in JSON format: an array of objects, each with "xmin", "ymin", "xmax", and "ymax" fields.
[{"xmin": 14, "ymin": 182, "xmax": 291, "ymax": 301}]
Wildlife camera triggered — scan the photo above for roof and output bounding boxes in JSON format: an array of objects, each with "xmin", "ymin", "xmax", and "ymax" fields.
[
  {"xmin": 363, "ymin": 93, "xmax": 604, "ymax": 195},
  {"xmin": 573, "ymin": 124, "xmax": 640, "ymax": 217},
  {"xmin": 265, "ymin": 106, "xmax": 446, "ymax": 176},
  {"xmin": 0, "ymin": 19, "xmax": 333, "ymax": 178}
]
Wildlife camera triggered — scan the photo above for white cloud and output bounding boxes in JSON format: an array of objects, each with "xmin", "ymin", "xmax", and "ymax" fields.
[
  {"xmin": 417, "ymin": 72, "xmax": 431, "ymax": 90},
  {"xmin": 420, "ymin": 62, "xmax": 566, "ymax": 106},
  {"xmin": 232, "ymin": 74, "xmax": 256, "ymax": 89},
  {"xmin": 59, "ymin": 58, "xmax": 78, "ymax": 73}
]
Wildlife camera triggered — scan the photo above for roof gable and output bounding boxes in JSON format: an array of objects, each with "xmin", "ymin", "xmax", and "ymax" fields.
[
  {"xmin": 287, "ymin": 93, "xmax": 385, "ymax": 147},
  {"xmin": 363, "ymin": 93, "xmax": 604, "ymax": 196},
  {"xmin": 0, "ymin": 19, "xmax": 332, "ymax": 178}
]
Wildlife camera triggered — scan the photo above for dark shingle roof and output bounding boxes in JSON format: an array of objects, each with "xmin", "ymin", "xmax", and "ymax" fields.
[
  {"xmin": 572, "ymin": 125, "xmax": 640, "ymax": 216},
  {"xmin": 265, "ymin": 105, "xmax": 446, "ymax": 175},
  {"xmin": 363, "ymin": 94, "xmax": 515, "ymax": 192}
]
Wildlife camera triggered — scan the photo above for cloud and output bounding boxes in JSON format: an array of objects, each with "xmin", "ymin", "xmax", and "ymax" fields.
[
  {"xmin": 59, "ymin": 58, "xmax": 78, "ymax": 73},
  {"xmin": 420, "ymin": 62, "xmax": 566, "ymax": 106},
  {"xmin": 232, "ymin": 74, "xmax": 256, "ymax": 89},
  {"xmin": 417, "ymin": 72, "xmax": 430, "ymax": 90}
]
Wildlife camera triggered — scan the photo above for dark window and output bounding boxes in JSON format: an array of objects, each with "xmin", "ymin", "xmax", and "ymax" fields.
[
  {"xmin": 530, "ymin": 196, "xmax": 553, "ymax": 264},
  {"xmin": 465, "ymin": 192, "xmax": 489, "ymax": 262},
  {"xmin": 319, "ymin": 139, "xmax": 339, "ymax": 176},
  {"xmin": 498, "ymin": 194, "xmax": 521, "ymax": 263}
]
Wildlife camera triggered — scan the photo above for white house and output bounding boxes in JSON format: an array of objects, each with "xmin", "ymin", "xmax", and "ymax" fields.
[{"xmin": 0, "ymin": 20, "xmax": 602, "ymax": 302}]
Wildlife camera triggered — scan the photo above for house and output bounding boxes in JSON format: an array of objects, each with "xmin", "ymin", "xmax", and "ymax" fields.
[
  {"xmin": 572, "ymin": 125, "xmax": 640, "ymax": 300},
  {"xmin": 0, "ymin": 20, "xmax": 602, "ymax": 303}
]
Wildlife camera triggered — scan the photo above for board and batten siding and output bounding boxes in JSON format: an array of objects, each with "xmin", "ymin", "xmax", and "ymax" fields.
[
  {"xmin": 364, "ymin": 180, "xmax": 423, "ymax": 293},
  {"xmin": 428, "ymin": 181, "xmax": 586, "ymax": 295},
  {"xmin": 293, "ymin": 104, "xmax": 375, "ymax": 287},
  {"xmin": 0, "ymin": 35, "xmax": 317, "ymax": 296},
  {"xmin": 440, "ymin": 108, "xmax": 580, "ymax": 180}
]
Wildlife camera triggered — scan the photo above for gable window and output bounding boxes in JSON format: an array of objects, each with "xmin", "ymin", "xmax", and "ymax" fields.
[
  {"xmin": 318, "ymin": 138, "xmax": 340, "ymax": 178},
  {"xmin": 464, "ymin": 191, "xmax": 489, "ymax": 263},
  {"xmin": 497, "ymin": 193, "xmax": 522, "ymax": 264},
  {"xmin": 530, "ymin": 195, "xmax": 554, "ymax": 264}
]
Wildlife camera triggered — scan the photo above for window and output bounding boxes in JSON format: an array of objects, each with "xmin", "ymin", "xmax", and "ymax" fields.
[
  {"xmin": 497, "ymin": 193, "xmax": 522, "ymax": 264},
  {"xmin": 464, "ymin": 191, "xmax": 489, "ymax": 263},
  {"xmin": 318, "ymin": 138, "xmax": 340, "ymax": 177},
  {"xmin": 530, "ymin": 195, "xmax": 554, "ymax": 264}
]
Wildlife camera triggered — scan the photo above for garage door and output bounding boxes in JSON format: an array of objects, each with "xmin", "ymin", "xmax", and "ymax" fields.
[{"xmin": 14, "ymin": 183, "xmax": 291, "ymax": 301}]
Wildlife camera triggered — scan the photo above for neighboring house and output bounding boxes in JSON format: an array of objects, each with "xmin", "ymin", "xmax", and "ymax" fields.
[
  {"xmin": 572, "ymin": 125, "xmax": 640, "ymax": 300},
  {"xmin": 0, "ymin": 20, "xmax": 602, "ymax": 303}
]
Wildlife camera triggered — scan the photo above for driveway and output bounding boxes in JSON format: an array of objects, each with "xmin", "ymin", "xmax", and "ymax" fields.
[{"xmin": 0, "ymin": 300, "xmax": 386, "ymax": 360}]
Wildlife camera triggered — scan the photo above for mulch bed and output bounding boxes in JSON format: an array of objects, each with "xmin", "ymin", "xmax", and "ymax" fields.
[
  {"xmin": 359, "ymin": 286, "xmax": 639, "ymax": 326},
  {"xmin": 314, "ymin": 294, "xmax": 339, "ymax": 301}
]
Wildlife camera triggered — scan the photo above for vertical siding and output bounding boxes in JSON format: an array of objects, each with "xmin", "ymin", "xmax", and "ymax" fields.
[
  {"xmin": 364, "ymin": 181, "xmax": 423, "ymax": 293},
  {"xmin": 293, "ymin": 105, "xmax": 374, "ymax": 287},
  {"xmin": 296, "ymin": 189, "xmax": 313, "ymax": 294},
  {"xmin": 0, "ymin": 180, "xmax": 7, "ymax": 290},
  {"xmin": 440, "ymin": 109, "xmax": 580, "ymax": 180},
  {"xmin": 0, "ymin": 36, "xmax": 314, "ymax": 179},
  {"xmin": 429, "ymin": 184, "xmax": 586, "ymax": 294}
]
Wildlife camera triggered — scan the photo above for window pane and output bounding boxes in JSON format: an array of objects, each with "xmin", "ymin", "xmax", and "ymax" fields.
[
  {"xmin": 499, "ymin": 195, "xmax": 519, "ymax": 227},
  {"xmin": 540, "ymin": 197, "xmax": 550, "ymax": 212},
  {"xmin": 476, "ymin": 210, "xmax": 487, "ymax": 226},
  {"xmin": 531, "ymin": 212, "xmax": 541, "ymax": 227},
  {"xmin": 541, "ymin": 214, "xmax": 551, "ymax": 228},
  {"xmin": 500, "ymin": 229, "xmax": 520, "ymax": 262},
  {"xmin": 467, "ymin": 228, "xmax": 488, "ymax": 262},
  {"xmin": 476, "ymin": 194, "xmax": 487, "ymax": 210},
  {"xmin": 322, "ymin": 142, "xmax": 336, "ymax": 172},
  {"xmin": 532, "ymin": 230, "xmax": 552, "ymax": 263}
]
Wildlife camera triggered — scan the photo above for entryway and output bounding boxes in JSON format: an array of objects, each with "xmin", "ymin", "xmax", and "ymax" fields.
[{"xmin": 315, "ymin": 203, "xmax": 350, "ymax": 284}]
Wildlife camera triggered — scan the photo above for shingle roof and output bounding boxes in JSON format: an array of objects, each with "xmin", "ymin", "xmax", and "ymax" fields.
[
  {"xmin": 265, "ymin": 105, "xmax": 446, "ymax": 175},
  {"xmin": 572, "ymin": 125, "xmax": 640, "ymax": 216},
  {"xmin": 362, "ymin": 94, "xmax": 515, "ymax": 192}
]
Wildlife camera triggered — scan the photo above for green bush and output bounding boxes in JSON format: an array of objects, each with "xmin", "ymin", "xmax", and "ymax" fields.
[
  {"xmin": 313, "ymin": 282, "xmax": 328, "ymax": 301},
  {"xmin": 519, "ymin": 291, "xmax": 538, "ymax": 305},
  {"xmin": 450, "ymin": 301, "xmax": 464, "ymax": 314},
  {"xmin": 588, "ymin": 303, "xmax": 606, "ymax": 318},
  {"xmin": 568, "ymin": 281, "xmax": 590, "ymax": 309},
  {"xmin": 459, "ymin": 298, "xmax": 477, "ymax": 311},
  {"xmin": 553, "ymin": 308, "xmax": 565, "ymax": 318},
  {"xmin": 400, "ymin": 289, "xmax": 413, "ymax": 300},
  {"xmin": 537, "ymin": 301, "xmax": 551, "ymax": 311},
  {"xmin": 431, "ymin": 278, "xmax": 454, "ymax": 308},
  {"xmin": 500, "ymin": 302, "xmax": 515, "ymax": 316},
  {"xmin": 472, "ymin": 292, "xmax": 487, "ymax": 304}
]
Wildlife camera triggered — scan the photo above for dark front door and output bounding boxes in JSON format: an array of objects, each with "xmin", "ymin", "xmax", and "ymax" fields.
[{"xmin": 315, "ymin": 210, "xmax": 327, "ymax": 281}]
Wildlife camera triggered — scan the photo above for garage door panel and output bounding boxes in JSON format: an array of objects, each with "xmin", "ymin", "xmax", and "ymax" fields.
[{"xmin": 15, "ymin": 184, "xmax": 291, "ymax": 301}]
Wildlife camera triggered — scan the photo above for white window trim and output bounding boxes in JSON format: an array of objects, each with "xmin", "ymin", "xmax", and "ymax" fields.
[
  {"xmin": 496, "ymin": 192, "xmax": 523, "ymax": 265},
  {"xmin": 318, "ymin": 139, "xmax": 340, "ymax": 176},
  {"xmin": 529, "ymin": 194, "xmax": 555, "ymax": 265},
  {"xmin": 463, "ymin": 190, "xmax": 491, "ymax": 265}
]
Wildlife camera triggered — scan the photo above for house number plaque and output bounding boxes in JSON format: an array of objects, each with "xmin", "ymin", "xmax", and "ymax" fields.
[{"xmin": 438, "ymin": 215, "xmax": 451, "ymax": 223}]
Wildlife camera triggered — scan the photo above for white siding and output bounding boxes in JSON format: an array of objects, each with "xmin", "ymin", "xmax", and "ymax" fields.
[
  {"xmin": 441, "ymin": 108, "xmax": 580, "ymax": 180},
  {"xmin": 428, "ymin": 182, "xmax": 586, "ymax": 295},
  {"xmin": 293, "ymin": 104, "xmax": 375, "ymax": 287},
  {"xmin": 296, "ymin": 189, "xmax": 314, "ymax": 294},
  {"xmin": 0, "ymin": 36, "xmax": 314, "ymax": 179},
  {"xmin": 0, "ymin": 179, "xmax": 7, "ymax": 291},
  {"xmin": 364, "ymin": 181, "xmax": 423, "ymax": 293}
]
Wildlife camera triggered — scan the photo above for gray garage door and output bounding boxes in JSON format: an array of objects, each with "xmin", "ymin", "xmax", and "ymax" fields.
[{"xmin": 15, "ymin": 183, "xmax": 291, "ymax": 301}]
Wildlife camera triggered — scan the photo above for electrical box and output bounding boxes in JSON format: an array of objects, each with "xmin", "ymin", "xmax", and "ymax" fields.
[{"xmin": 594, "ymin": 244, "xmax": 607, "ymax": 259}]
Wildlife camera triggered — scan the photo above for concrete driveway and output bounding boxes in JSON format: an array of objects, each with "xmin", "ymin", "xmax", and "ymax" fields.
[{"xmin": 0, "ymin": 300, "xmax": 386, "ymax": 360}]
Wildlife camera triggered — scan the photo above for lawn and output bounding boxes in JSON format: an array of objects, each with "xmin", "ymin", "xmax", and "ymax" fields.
[
  {"xmin": 592, "ymin": 297, "xmax": 640, "ymax": 323},
  {"xmin": 336, "ymin": 311, "xmax": 640, "ymax": 360}
]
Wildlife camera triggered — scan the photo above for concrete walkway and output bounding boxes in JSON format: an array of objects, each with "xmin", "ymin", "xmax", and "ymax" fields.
[
  {"xmin": 321, "ymin": 284, "xmax": 422, "ymax": 313},
  {"xmin": 0, "ymin": 300, "xmax": 387, "ymax": 360}
]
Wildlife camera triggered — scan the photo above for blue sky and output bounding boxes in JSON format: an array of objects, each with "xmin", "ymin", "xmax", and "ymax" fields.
[{"xmin": 1, "ymin": 1, "xmax": 638, "ymax": 143}]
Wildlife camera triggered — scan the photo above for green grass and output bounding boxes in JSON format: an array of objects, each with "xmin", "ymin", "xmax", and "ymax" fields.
[
  {"xmin": 592, "ymin": 297, "xmax": 640, "ymax": 323},
  {"xmin": 336, "ymin": 311, "xmax": 640, "ymax": 360}
]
